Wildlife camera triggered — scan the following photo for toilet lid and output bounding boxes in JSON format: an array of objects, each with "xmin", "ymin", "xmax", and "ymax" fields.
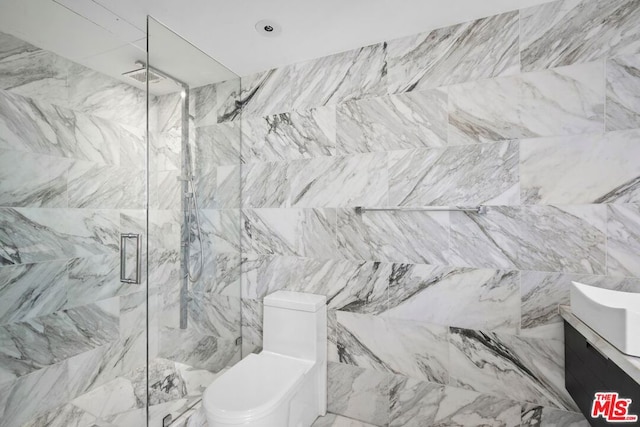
[{"xmin": 203, "ymin": 352, "xmax": 313, "ymax": 422}]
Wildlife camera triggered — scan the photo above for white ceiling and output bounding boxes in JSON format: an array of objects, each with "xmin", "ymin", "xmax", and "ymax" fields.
[{"xmin": 0, "ymin": 0, "xmax": 554, "ymax": 88}]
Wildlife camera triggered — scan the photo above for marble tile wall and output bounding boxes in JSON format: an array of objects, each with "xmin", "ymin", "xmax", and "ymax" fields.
[
  {"xmin": 0, "ymin": 30, "xmax": 150, "ymax": 427},
  {"xmin": 236, "ymin": 0, "xmax": 640, "ymax": 425}
]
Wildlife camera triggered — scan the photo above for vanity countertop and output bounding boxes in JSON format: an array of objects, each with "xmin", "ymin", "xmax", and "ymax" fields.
[{"xmin": 560, "ymin": 305, "xmax": 640, "ymax": 385}]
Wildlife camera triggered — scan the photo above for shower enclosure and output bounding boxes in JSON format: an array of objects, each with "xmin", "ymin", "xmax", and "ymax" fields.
[{"xmin": 0, "ymin": 11, "xmax": 242, "ymax": 427}]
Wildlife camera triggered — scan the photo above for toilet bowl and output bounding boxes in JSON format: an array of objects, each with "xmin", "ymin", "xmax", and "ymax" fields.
[{"xmin": 203, "ymin": 291, "xmax": 327, "ymax": 427}]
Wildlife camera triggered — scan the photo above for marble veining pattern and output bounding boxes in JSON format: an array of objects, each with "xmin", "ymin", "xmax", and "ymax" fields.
[
  {"xmin": 449, "ymin": 205, "xmax": 606, "ymax": 274},
  {"xmin": 242, "ymin": 106, "xmax": 336, "ymax": 163},
  {"xmin": 292, "ymin": 43, "xmax": 388, "ymax": 111},
  {"xmin": 606, "ymin": 54, "xmax": 640, "ymax": 131},
  {"xmin": 448, "ymin": 327, "xmax": 576, "ymax": 410},
  {"xmin": 520, "ymin": 131, "xmax": 640, "ymax": 204},
  {"xmin": 387, "ymin": 11, "xmax": 519, "ymax": 93},
  {"xmin": 448, "ymin": 61, "xmax": 604, "ymax": 145},
  {"xmin": 388, "ymin": 141, "xmax": 519, "ymax": 206},
  {"xmin": 336, "ymin": 88, "xmax": 448, "ymax": 154},
  {"xmin": 335, "ymin": 311, "xmax": 450, "ymax": 384},
  {"xmin": 607, "ymin": 204, "xmax": 640, "ymax": 278},
  {"xmin": 520, "ymin": 0, "xmax": 640, "ymax": 71}
]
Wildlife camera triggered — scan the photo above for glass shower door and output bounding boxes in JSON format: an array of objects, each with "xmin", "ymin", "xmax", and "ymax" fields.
[{"xmin": 146, "ymin": 17, "xmax": 243, "ymax": 426}]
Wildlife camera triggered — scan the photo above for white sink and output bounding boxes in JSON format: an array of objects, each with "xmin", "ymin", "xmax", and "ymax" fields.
[{"xmin": 570, "ymin": 282, "xmax": 640, "ymax": 357}]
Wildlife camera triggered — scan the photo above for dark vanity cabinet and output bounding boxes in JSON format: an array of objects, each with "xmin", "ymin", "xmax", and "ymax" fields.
[{"xmin": 564, "ymin": 322, "xmax": 640, "ymax": 426}]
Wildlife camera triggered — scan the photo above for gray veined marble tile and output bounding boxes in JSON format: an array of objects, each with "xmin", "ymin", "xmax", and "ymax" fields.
[
  {"xmin": 215, "ymin": 78, "xmax": 242, "ymax": 123},
  {"xmin": 0, "ymin": 298, "xmax": 119, "ymax": 385},
  {"xmin": 388, "ymin": 141, "xmax": 519, "ymax": 207},
  {"xmin": 0, "ymin": 260, "xmax": 68, "ymax": 325},
  {"xmin": 191, "ymin": 83, "xmax": 217, "ymax": 127},
  {"xmin": 387, "ymin": 11, "xmax": 519, "ymax": 94},
  {"xmin": 607, "ymin": 204, "xmax": 640, "ymax": 278},
  {"xmin": 0, "ymin": 32, "xmax": 69, "ymax": 106},
  {"xmin": 67, "ymin": 254, "xmax": 135, "ymax": 307},
  {"xmin": 0, "ymin": 208, "xmax": 120, "ymax": 265},
  {"xmin": 389, "ymin": 376, "xmax": 521, "ymax": 427},
  {"xmin": 72, "ymin": 112, "xmax": 121, "ymax": 166},
  {"xmin": 327, "ymin": 362, "xmax": 391, "ymax": 426},
  {"xmin": 241, "ymin": 161, "xmax": 287, "ymax": 208},
  {"xmin": 0, "ymin": 360, "xmax": 71, "ymax": 427},
  {"xmin": 449, "ymin": 205, "xmax": 606, "ymax": 274},
  {"xmin": 606, "ymin": 54, "xmax": 640, "ymax": 131},
  {"xmin": 187, "ymin": 293, "xmax": 241, "ymax": 340},
  {"xmin": 298, "ymin": 208, "xmax": 337, "ymax": 259},
  {"xmin": 520, "ymin": 131, "xmax": 640, "ymax": 204},
  {"xmin": 242, "ymin": 209, "xmax": 301, "ymax": 256},
  {"xmin": 0, "ymin": 149, "xmax": 69, "ymax": 208},
  {"xmin": 240, "ymin": 255, "xmax": 302, "ymax": 299},
  {"xmin": 158, "ymin": 327, "xmax": 240, "ymax": 372},
  {"xmin": 520, "ymin": 0, "xmax": 640, "ymax": 72},
  {"xmin": 195, "ymin": 120, "xmax": 241, "ymax": 168},
  {"xmin": 383, "ymin": 265, "xmax": 520, "ymax": 333},
  {"xmin": 237, "ymin": 67, "xmax": 293, "ymax": 119},
  {"xmin": 20, "ymin": 403, "xmax": 97, "ymax": 427},
  {"xmin": 201, "ymin": 209, "xmax": 240, "ymax": 254},
  {"xmin": 119, "ymin": 123, "xmax": 146, "ymax": 171},
  {"xmin": 212, "ymin": 252, "xmax": 241, "ymax": 297},
  {"xmin": 336, "ymin": 88, "xmax": 448, "ymax": 155},
  {"xmin": 0, "ymin": 91, "xmax": 75, "ymax": 159},
  {"xmin": 292, "ymin": 43, "xmax": 388, "ymax": 111},
  {"xmin": 521, "ymin": 405, "xmax": 589, "ymax": 427},
  {"xmin": 335, "ymin": 311, "xmax": 449, "ymax": 384},
  {"xmin": 71, "ymin": 376, "xmax": 138, "ymax": 419},
  {"xmin": 288, "ymin": 153, "xmax": 388, "ymax": 208},
  {"xmin": 151, "ymin": 130, "xmax": 181, "ymax": 172},
  {"xmin": 448, "ymin": 61, "xmax": 604, "ymax": 144},
  {"xmin": 217, "ymin": 164, "xmax": 241, "ymax": 209},
  {"xmin": 336, "ymin": 208, "xmax": 450, "ymax": 264},
  {"xmin": 241, "ymin": 298, "xmax": 263, "ymax": 354},
  {"xmin": 242, "ymin": 106, "xmax": 336, "ymax": 163},
  {"xmin": 312, "ymin": 414, "xmax": 379, "ymax": 427},
  {"xmin": 148, "ymin": 209, "xmax": 181, "ymax": 251},
  {"xmin": 67, "ymin": 161, "xmax": 139, "ymax": 209},
  {"xmin": 448, "ymin": 327, "xmax": 576, "ymax": 410},
  {"xmin": 68, "ymin": 63, "xmax": 146, "ymax": 128}
]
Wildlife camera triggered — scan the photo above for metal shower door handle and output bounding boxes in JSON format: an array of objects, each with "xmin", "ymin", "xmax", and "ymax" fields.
[{"xmin": 120, "ymin": 233, "xmax": 142, "ymax": 284}]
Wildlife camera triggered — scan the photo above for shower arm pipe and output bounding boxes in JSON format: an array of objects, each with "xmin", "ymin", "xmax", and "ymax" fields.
[{"xmin": 355, "ymin": 206, "xmax": 487, "ymax": 214}]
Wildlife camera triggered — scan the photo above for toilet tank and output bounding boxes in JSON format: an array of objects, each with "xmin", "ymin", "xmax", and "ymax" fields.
[{"xmin": 263, "ymin": 291, "xmax": 327, "ymax": 362}]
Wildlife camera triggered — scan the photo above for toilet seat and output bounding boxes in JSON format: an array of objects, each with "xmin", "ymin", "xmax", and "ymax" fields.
[{"xmin": 203, "ymin": 352, "xmax": 314, "ymax": 424}]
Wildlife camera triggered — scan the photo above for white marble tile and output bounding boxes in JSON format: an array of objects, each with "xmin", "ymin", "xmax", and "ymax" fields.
[
  {"xmin": 384, "ymin": 265, "xmax": 520, "ymax": 333},
  {"xmin": 336, "ymin": 88, "xmax": 448, "ymax": 154},
  {"xmin": 390, "ymin": 377, "xmax": 521, "ymax": 427},
  {"xmin": 521, "ymin": 131, "xmax": 640, "ymax": 204},
  {"xmin": 607, "ymin": 54, "xmax": 640, "ymax": 131},
  {"xmin": 0, "ymin": 260, "xmax": 68, "ymax": 324},
  {"xmin": 195, "ymin": 121, "xmax": 241, "ymax": 168},
  {"xmin": 288, "ymin": 153, "xmax": 388, "ymax": 208},
  {"xmin": 242, "ymin": 106, "xmax": 336, "ymax": 162},
  {"xmin": 238, "ymin": 68, "xmax": 293, "ymax": 118},
  {"xmin": 335, "ymin": 312, "xmax": 449, "ymax": 384},
  {"xmin": 449, "ymin": 327, "xmax": 576, "ymax": 410},
  {"xmin": 241, "ymin": 161, "xmax": 287, "ymax": 208},
  {"xmin": 523, "ymin": 406, "xmax": 589, "ymax": 427},
  {"xmin": 449, "ymin": 205, "xmax": 607, "ymax": 274},
  {"xmin": 337, "ymin": 208, "xmax": 450, "ymax": 264},
  {"xmin": 0, "ymin": 149, "xmax": 69, "ymax": 207},
  {"xmin": 0, "ymin": 298, "xmax": 119, "ymax": 384},
  {"xmin": 21, "ymin": 403, "xmax": 97, "ymax": 427},
  {"xmin": 71, "ymin": 377, "xmax": 137, "ymax": 418},
  {"xmin": 521, "ymin": 0, "xmax": 640, "ymax": 71},
  {"xmin": 328, "ymin": 362, "xmax": 390, "ymax": 426},
  {"xmin": 0, "ymin": 208, "xmax": 120, "ymax": 265},
  {"xmin": 388, "ymin": 141, "xmax": 519, "ymax": 206},
  {"xmin": 607, "ymin": 204, "xmax": 640, "ymax": 278},
  {"xmin": 387, "ymin": 11, "xmax": 519, "ymax": 94},
  {"xmin": 191, "ymin": 83, "xmax": 217, "ymax": 127},
  {"xmin": 292, "ymin": 43, "xmax": 387, "ymax": 111},
  {"xmin": 448, "ymin": 62, "xmax": 604, "ymax": 144}
]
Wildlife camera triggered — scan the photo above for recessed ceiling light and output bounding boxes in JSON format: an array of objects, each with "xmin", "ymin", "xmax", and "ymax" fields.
[{"xmin": 255, "ymin": 19, "xmax": 282, "ymax": 37}]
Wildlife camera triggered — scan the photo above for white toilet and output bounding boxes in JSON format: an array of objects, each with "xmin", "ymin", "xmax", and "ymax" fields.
[{"xmin": 203, "ymin": 291, "xmax": 327, "ymax": 426}]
